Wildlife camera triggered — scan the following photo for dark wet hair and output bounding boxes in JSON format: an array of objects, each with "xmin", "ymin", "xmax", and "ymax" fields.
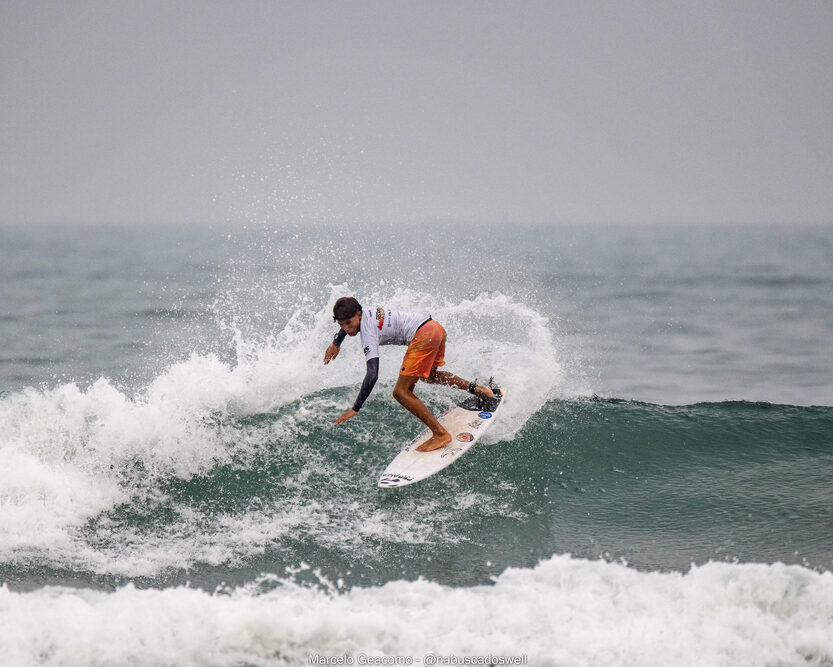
[{"xmin": 333, "ymin": 296, "xmax": 362, "ymax": 322}]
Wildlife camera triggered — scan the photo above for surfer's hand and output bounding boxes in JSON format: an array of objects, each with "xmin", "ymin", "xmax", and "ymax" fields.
[
  {"xmin": 334, "ymin": 409, "xmax": 358, "ymax": 425},
  {"xmin": 324, "ymin": 344, "xmax": 340, "ymax": 364}
]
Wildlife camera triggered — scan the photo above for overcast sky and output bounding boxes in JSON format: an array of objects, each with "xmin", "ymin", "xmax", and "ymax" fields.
[{"xmin": 2, "ymin": 1, "xmax": 832, "ymax": 226}]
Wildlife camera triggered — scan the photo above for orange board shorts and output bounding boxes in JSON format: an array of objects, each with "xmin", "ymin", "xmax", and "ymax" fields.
[{"xmin": 400, "ymin": 320, "xmax": 446, "ymax": 378}]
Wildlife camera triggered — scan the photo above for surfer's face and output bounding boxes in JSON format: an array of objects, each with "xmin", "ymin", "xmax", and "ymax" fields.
[{"xmin": 337, "ymin": 312, "xmax": 362, "ymax": 336}]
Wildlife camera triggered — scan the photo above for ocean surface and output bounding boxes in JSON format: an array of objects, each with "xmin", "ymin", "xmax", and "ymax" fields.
[{"xmin": 1, "ymin": 221, "xmax": 832, "ymax": 666}]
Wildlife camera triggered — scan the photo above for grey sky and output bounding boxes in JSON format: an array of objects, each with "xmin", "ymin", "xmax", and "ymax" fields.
[{"xmin": 2, "ymin": 1, "xmax": 832, "ymax": 225}]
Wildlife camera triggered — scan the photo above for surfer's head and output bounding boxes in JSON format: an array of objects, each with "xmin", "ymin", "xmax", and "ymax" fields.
[{"xmin": 333, "ymin": 297, "xmax": 362, "ymax": 335}]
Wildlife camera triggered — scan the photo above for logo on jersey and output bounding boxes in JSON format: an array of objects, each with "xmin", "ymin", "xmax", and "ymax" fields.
[
  {"xmin": 456, "ymin": 432, "xmax": 474, "ymax": 442},
  {"xmin": 376, "ymin": 306, "xmax": 385, "ymax": 330},
  {"xmin": 478, "ymin": 411, "xmax": 493, "ymax": 419},
  {"xmin": 364, "ymin": 346, "xmax": 370, "ymax": 355}
]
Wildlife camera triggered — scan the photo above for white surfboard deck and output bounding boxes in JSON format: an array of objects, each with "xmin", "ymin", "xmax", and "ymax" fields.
[{"xmin": 378, "ymin": 389, "xmax": 505, "ymax": 488}]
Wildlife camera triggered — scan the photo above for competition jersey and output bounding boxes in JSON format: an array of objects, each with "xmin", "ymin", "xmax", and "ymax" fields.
[{"xmin": 359, "ymin": 307, "xmax": 428, "ymax": 361}]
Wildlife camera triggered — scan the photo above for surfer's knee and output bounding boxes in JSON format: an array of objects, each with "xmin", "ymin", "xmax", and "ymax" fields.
[
  {"xmin": 392, "ymin": 385, "xmax": 409, "ymax": 404},
  {"xmin": 393, "ymin": 375, "xmax": 419, "ymax": 404}
]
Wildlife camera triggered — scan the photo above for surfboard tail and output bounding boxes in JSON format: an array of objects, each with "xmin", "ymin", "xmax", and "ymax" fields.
[{"xmin": 458, "ymin": 379, "xmax": 503, "ymax": 413}]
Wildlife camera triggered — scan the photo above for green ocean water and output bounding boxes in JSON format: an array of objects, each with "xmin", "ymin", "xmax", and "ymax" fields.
[{"xmin": 3, "ymin": 394, "xmax": 831, "ymax": 595}]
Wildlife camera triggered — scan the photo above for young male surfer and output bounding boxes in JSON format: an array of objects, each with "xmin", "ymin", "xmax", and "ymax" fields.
[{"xmin": 323, "ymin": 297, "xmax": 495, "ymax": 452}]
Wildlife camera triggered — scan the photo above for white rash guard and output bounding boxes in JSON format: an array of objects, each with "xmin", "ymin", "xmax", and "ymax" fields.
[{"xmin": 359, "ymin": 306, "xmax": 429, "ymax": 361}]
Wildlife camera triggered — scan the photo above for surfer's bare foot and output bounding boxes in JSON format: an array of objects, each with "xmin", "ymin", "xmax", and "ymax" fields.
[
  {"xmin": 416, "ymin": 432, "xmax": 452, "ymax": 452},
  {"xmin": 475, "ymin": 385, "xmax": 494, "ymax": 399}
]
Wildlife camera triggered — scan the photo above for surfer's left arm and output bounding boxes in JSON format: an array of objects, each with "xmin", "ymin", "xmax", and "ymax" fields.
[{"xmin": 334, "ymin": 357, "xmax": 379, "ymax": 424}]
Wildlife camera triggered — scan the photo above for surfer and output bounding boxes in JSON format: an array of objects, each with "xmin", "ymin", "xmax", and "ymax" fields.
[{"xmin": 323, "ymin": 297, "xmax": 494, "ymax": 451}]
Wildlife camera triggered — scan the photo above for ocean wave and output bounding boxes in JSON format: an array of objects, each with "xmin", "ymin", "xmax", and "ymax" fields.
[
  {"xmin": 0, "ymin": 290, "xmax": 564, "ymax": 578},
  {"xmin": 2, "ymin": 284, "xmax": 831, "ymax": 582}
]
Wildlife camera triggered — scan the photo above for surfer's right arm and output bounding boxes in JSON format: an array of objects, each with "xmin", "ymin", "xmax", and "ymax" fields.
[
  {"xmin": 334, "ymin": 357, "xmax": 379, "ymax": 424},
  {"xmin": 352, "ymin": 357, "xmax": 379, "ymax": 412},
  {"xmin": 324, "ymin": 329, "xmax": 348, "ymax": 364}
]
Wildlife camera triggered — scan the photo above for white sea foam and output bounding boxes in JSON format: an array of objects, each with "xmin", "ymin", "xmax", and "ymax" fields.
[
  {"xmin": 0, "ymin": 290, "xmax": 561, "ymax": 573},
  {"xmin": 1, "ymin": 554, "xmax": 831, "ymax": 667},
  {"xmin": 357, "ymin": 288, "xmax": 565, "ymax": 441}
]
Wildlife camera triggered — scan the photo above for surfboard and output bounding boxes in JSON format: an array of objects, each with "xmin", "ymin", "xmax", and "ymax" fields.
[{"xmin": 378, "ymin": 387, "xmax": 504, "ymax": 488}]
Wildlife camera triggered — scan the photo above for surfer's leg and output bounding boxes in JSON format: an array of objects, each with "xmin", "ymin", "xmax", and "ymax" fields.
[
  {"xmin": 404, "ymin": 322, "xmax": 492, "ymax": 398},
  {"xmin": 424, "ymin": 369, "xmax": 494, "ymax": 399},
  {"xmin": 393, "ymin": 374, "xmax": 452, "ymax": 451}
]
